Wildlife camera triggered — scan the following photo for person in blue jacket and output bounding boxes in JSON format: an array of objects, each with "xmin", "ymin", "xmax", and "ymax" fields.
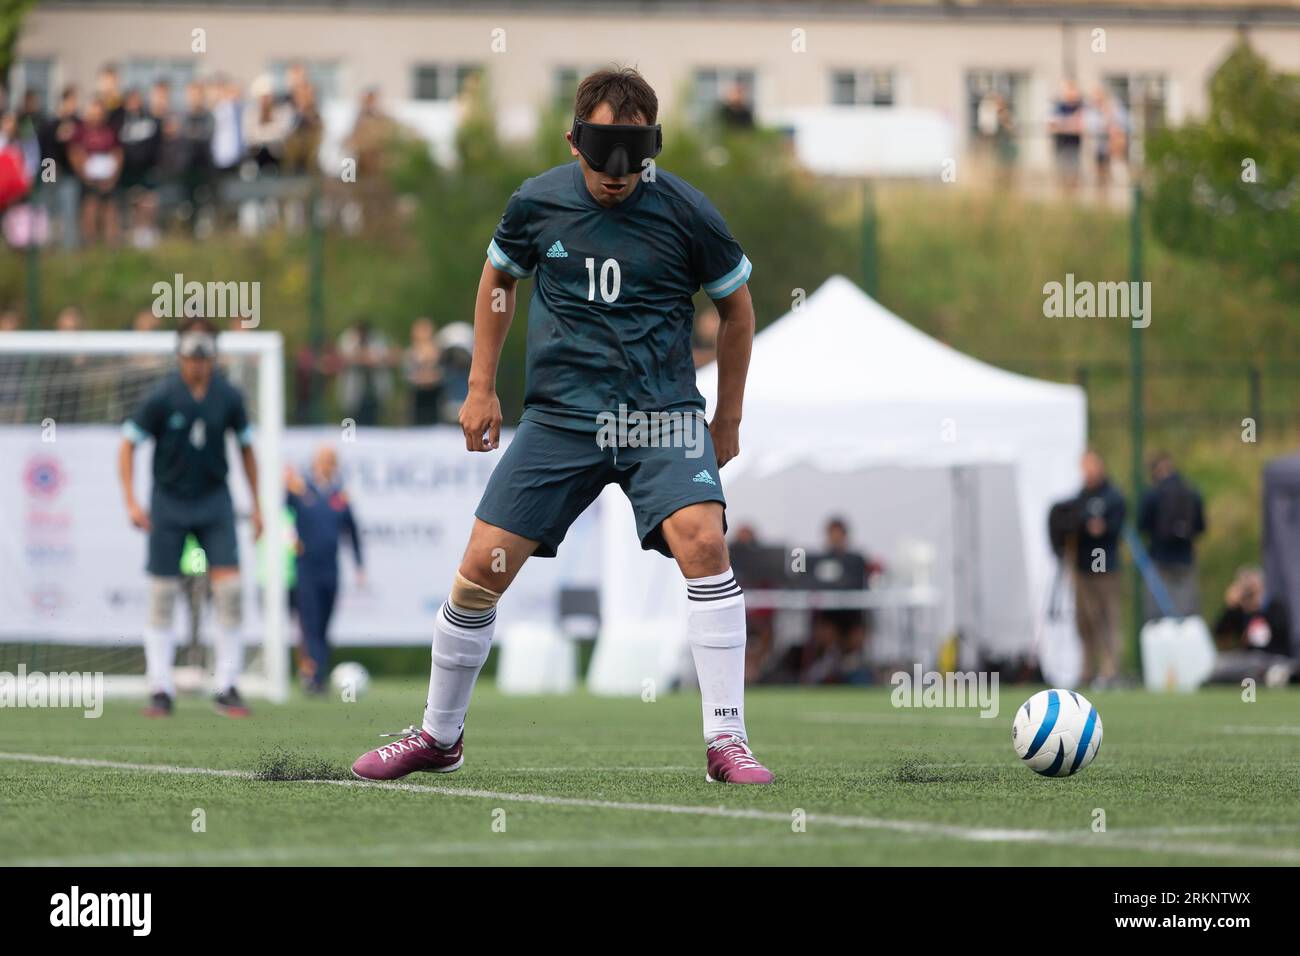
[{"xmin": 286, "ymin": 444, "xmax": 364, "ymax": 693}]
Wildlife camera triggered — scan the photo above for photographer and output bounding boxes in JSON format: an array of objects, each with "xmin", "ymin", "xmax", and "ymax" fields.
[
  {"xmin": 1071, "ymin": 450, "xmax": 1127, "ymax": 687},
  {"xmin": 1210, "ymin": 566, "xmax": 1294, "ymax": 687}
]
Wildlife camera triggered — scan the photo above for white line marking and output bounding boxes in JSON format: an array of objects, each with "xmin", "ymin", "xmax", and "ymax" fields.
[
  {"xmin": 493, "ymin": 766, "xmax": 698, "ymax": 772},
  {"xmin": 1120, "ymin": 824, "xmax": 1300, "ymax": 836},
  {"xmin": 3, "ymin": 751, "xmax": 1298, "ymax": 864},
  {"xmin": 1219, "ymin": 725, "xmax": 1300, "ymax": 736},
  {"xmin": 0, "ymin": 752, "xmax": 250, "ymax": 777}
]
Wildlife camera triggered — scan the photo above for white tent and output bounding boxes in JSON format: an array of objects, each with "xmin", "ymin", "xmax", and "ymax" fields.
[{"xmin": 589, "ymin": 275, "xmax": 1087, "ymax": 693}]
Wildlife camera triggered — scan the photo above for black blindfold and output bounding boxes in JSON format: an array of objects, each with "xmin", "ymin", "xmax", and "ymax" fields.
[{"xmin": 571, "ymin": 117, "xmax": 663, "ymax": 177}]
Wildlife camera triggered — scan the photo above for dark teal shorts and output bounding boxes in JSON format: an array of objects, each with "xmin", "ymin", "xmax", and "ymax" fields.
[
  {"xmin": 475, "ymin": 418, "xmax": 727, "ymax": 558},
  {"xmin": 147, "ymin": 486, "xmax": 239, "ymax": 575}
]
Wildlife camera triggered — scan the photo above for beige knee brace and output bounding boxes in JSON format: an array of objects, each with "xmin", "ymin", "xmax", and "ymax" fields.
[
  {"xmin": 449, "ymin": 572, "xmax": 502, "ymax": 611},
  {"xmin": 212, "ymin": 575, "xmax": 243, "ymax": 630},
  {"xmin": 148, "ymin": 576, "xmax": 180, "ymax": 629}
]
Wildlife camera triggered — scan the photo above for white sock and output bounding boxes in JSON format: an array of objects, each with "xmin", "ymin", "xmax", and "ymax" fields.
[
  {"xmin": 423, "ymin": 601, "xmax": 496, "ymax": 746},
  {"xmin": 213, "ymin": 624, "xmax": 244, "ymax": 693},
  {"xmin": 686, "ymin": 568, "xmax": 748, "ymax": 742},
  {"xmin": 144, "ymin": 627, "xmax": 176, "ymax": 697}
]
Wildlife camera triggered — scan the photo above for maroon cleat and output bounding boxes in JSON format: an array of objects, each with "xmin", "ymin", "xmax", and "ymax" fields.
[
  {"xmin": 351, "ymin": 726, "xmax": 464, "ymax": 781},
  {"xmin": 705, "ymin": 734, "xmax": 775, "ymax": 785},
  {"xmin": 213, "ymin": 689, "xmax": 251, "ymax": 718},
  {"xmin": 143, "ymin": 692, "xmax": 173, "ymax": 718}
]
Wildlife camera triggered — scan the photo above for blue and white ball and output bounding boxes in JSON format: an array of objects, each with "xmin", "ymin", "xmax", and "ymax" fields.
[{"xmin": 1011, "ymin": 689, "xmax": 1102, "ymax": 777}]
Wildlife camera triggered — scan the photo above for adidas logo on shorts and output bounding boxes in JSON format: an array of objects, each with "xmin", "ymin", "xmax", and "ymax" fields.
[
  {"xmin": 546, "ymin": 240, "xmax": 568, "ymax": 258},
  {"xmin": 692, "ymin": 470, "xmax": 716, "ymax": 485}
]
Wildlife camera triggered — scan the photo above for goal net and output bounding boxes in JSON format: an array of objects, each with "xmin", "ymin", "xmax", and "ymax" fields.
[{"xmin": 0, "ymin": 331, "xmax": 289, "ymax": 702}]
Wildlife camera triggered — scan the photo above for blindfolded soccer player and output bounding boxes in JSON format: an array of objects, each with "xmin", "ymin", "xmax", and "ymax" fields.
[
  {"xmin": 119, "ymin": 316, "xmax": 262, "ymax": 718},
  {"xmin": 352, "ymin": 67, "xmax": 772, "ymax": 785}
]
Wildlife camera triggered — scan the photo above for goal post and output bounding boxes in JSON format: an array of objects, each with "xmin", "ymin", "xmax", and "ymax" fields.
[{"xmin": 0, "ymin": 330, "xmax": 289, "ymax": 702}]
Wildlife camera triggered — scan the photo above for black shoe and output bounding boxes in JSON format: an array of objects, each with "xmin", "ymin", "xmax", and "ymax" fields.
[
  {"xmin": 213, "ymin": 688, "xmax": 251, "ymax": 718},
  {"xmin": 143, "ymin": 692, "xmax": 173, "ymax": 718}
]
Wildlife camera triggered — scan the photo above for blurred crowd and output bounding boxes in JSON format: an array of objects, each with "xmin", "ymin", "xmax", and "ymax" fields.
[
  {"xmin": 295, "ymin": 316, "xmax": 474, "ymax": 426},
  {"xmin": 0, "ymin": 305, "xmax": 475, "ymax": 428},
  {"xmin": 975, "ymin": 79, "xmax": 1133, "ymax": 192},
  {"xmin": 0, "ymin": 63, "xmax": 399, "ymax": 249}
]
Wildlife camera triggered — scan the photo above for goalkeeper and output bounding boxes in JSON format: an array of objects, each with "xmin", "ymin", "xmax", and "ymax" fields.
[{"xmin": 118, "ymin": 315, "xmax": 263, "ymax": 717}]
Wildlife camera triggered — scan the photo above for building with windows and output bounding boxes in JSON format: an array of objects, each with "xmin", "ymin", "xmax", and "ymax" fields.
[{"xmin": 13, "ymin": 0, "xmax": 1300, "ymax": 178}]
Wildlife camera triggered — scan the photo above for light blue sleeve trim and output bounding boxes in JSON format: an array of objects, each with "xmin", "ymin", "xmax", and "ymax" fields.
[
  {"xmin": 122, "ymin": 420, "xmax": 148, "ymax": 444},
  {"xmin": 487, "ymin": 238, "xmax": 533, "ymax": 279},
  {"xmin": 237, "ymin": 424, "xmax": 255, "ymax": 447},
  {"xmin": 702, "ymin": 255, "xmax": 752, "ymax": 300}
]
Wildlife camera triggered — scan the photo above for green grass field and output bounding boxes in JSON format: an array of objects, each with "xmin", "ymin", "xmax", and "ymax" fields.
[{"xmin": 2, "ymin": 680, "xmax": 1298, "ymax": 866}]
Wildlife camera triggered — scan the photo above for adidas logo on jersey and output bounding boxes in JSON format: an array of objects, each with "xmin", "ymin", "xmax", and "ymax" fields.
[
  {"xmin": 692, "ymin": 470, "xmax": 716, "ymax": 486},
  {"xmin": 546, "ymin": 240, "xmax": 568, "ymax": 258}
]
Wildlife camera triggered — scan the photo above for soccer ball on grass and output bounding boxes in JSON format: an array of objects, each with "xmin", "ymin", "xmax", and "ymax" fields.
[{"xmin": 1011, "ymin": 688, "xmax": 1102, "ymax": 777}]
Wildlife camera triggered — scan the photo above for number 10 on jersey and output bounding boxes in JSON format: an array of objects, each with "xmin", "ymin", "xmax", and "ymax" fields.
[{"xmin": 585, "ymin": 257, "xmax": 621, "ymax": 303}]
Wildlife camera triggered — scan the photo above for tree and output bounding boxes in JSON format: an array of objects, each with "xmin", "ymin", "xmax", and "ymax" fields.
[
  {"xmin": 1146, "ymin": 41, "xmax": 1300, "ymax": 299},
  {"xmin": 0, "ymin": 1, "xmax": 36, "ymax": 81}
]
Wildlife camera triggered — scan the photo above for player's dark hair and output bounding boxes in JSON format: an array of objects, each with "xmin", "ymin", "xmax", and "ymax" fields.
[{"xmin": 574, "ymin": 67, "xmax": 658, "ymax": 124}]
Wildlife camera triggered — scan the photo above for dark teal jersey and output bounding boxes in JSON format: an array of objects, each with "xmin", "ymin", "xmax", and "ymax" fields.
[
  {"xmin": 123, "ymin": 370, "xmax": 253, "ymax": 498},
  {"xmin": 487, "ymin": 162, "xmax": 751, "ymax": 431}
]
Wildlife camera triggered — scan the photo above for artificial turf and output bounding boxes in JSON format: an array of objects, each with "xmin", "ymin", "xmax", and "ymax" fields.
[{"xmin": 1, "ymin": 680, "xmax": 1297, "ymax": 866}]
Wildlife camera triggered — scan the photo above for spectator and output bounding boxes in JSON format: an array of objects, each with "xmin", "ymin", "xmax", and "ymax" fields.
[
  {"xmin": 346, "ymin": 88, "xmax": 397, "ymax": 180},
  {"xmin": 719, "ymin": 81, "xmax": 755, "ymax": 130},
  {"xmin": 117, "ymin": 88, "xmax": 162, "ymax": 247},
  {"xmin": 15, "ymin": 91, "xmax": 43, "ymax": 172},
  {"xmin": 0, "ymin": 112, "xmax": 34, "ymax": 210},
  {"xmin": 282, "ymin": 62, "xmax": 311, "ymax": 109},
  {"xmin": 1, "ymin": 104, "xmax": 44, "ymax": 248},
  {"xmin": 403, "ymin": 317, "xmax": 444, "ymax": 425},
  {"xmin": 1137, "ymin": 451, "xmax": 1206, "ymax": 620},
  {"xmin": 177, "ymin": 82, "xmax": 215, "ymax": 231},
  {"xmin": 95, "ymin": 65, "xmax": 125, "ymax": 131},
  {"xmin": 283, "ymin": 78, "xmax": 322, "ymax": 174},
  {"xmin": 38, "ymin": 85, "xmax": 82, "ymax": 247},
  {"xmin": 69, "ymin": 99, "xmax": 123, "ymax": 244},
  {"xmin": 132, "ymin": 308, "xmax": 160, "ymax": 332},
  {"xmin": 802, "ymin": 517, "xmax": 874, "ymax": 685},
  {"xmin": 335, "ymin": 318, "xmax": 394, "ymax": 426},
  {"xmin": 1072, "ymin": 449, "xmax": 1127, "ymax": 687},
  {"xmin": 1211, "ymin": 567, "xmax": 1294, "ymax": 687},
  {"xmin": 1049, "ymin": 78, "xmax": 1085, "ymax": 191},
  {"xmin": 286, "ymin": 444, "xmax": 364, "ymax": 694},
  {"xmin": 977, "ymin": 91, "xmax": 1017, "ymax": 186},
  {"xmin": 692, "ymin": 307, "xmax": 719, "ymax": 368},
  {"xmin": 243, "ymin": 75, "xmax": 293, "ymax": 173},
  {"xmin": 151, "ymin": 83, "xmax": 186, "ymax": 228},
  {"xmin": 16, "ymin": 89, "xmax": 41, "ymax": 127},
  {"xmin": 1085, "ymin": 84, "xmax": 1128, "ymax": 191},
  {"xmin": 436, "ymin": 321, "xmax": 473, "ymax": 422},
  {"xmin": 209, "ymin": 75, "xmax": 244, "ymax": 179}
]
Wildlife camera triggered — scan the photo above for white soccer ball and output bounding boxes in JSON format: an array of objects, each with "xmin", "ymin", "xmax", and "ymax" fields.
[
  {"xmin": 1011, "ymin": 688, "xmax": 1102, "ymax": 777},
  {"xmin": 330, "ymin": 661, "xmax": 370, "ymax": 699}
]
